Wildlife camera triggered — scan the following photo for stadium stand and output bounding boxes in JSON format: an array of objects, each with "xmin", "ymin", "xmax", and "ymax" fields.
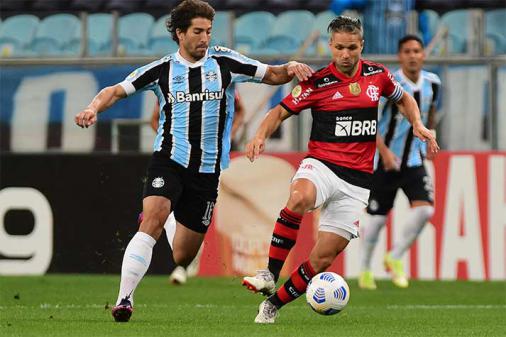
[
  {"xmin": 106, "ymin": 0, "xmax": 144, "ymax": 12},
  {"xmin": 234, "ymin": 11, "xmax": 275, "ymax": 54},
  {"xmin": 485, "ymin": 9, "xmax": 506, "ymax": 54},
  {"xmin": 149, "ymin": 14, "xmax": 179, "ymax": 55},
  {"xmin": 261, "ymin": 10, "xmax": 315, "ymax": 54},
  {"xmin": 71, "ymin": 0, "xmax": 106, "ymax": 12},
  {"xmin": 305, "ymin": 10, "xmax": 336, "ymax": 56},
  {"xmin": 439, "ymin": 9, "xmax": 471, "ymax": 54},
  {"xmin": 31, "ymin": 14, "xmax": 81, "ymax": 56},
  {"xmin": 419, "ymin": 9, "xmax": 440, "ymax": 46},
  {"xmin": 0, "ymin": 14, "xmax": 39, "ymax": 57},
  {"xmin": 118, "ymin": 13, "xmax": 154, "ymax": 56},
  {"xmin": 210, "ymin": 11, "xmax": 233, "ymax": 47},
  {"xmin": 32, "ymin": 0, "xmax": 67, "ymax": 10},
  {"xmin": 87, "ymin": 13, "xmax": 113, "ymax": 56},
  {"xmin": 225, "ymin": 0, "xmax": 262, "ymax": 10}
]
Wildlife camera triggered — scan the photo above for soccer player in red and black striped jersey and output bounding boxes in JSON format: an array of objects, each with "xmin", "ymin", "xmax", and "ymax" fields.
[{"xmin": 241, "ymin": 16, "xmax": 439, "ymax": 324}]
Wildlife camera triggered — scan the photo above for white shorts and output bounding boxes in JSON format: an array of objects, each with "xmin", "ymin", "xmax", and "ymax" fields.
[{"xmin": 292, "ymin": 158, "xmax": 370, "ymax": 240}]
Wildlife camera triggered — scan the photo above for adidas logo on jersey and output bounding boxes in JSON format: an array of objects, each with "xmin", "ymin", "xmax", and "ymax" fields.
[
  {"xmin": 167, "ymin": 89, "xmax": 224, "ymax": 103},
  {"xmin": 335, "ymin": 117, "xmax": 376, "ymax": 137},
  {"xmin": 332, "ymin": 90, "xmax": 343, "ymax": 100}
]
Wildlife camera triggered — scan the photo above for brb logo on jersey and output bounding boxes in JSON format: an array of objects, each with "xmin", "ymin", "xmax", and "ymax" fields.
[
  {"xmin": 335, "ymin": 116, "xmax": 377, "ymax": 137},
  {"xmin": 167, "ymin": 89, "xmax": 224, "ymax": 103}
]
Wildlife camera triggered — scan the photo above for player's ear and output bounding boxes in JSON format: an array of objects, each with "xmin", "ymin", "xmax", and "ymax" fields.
[{"xmin": 360, "ymin": 39, "xmax": 364, "ymax": 52}]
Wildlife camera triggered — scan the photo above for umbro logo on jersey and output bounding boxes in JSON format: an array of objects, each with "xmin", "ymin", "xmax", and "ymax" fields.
[
  {"xmin": 173, "ymin": 75, "xmax": 185, "ymax": 84},
  {"xmin": 332, "ymin": 90, "xmax": 343, "ymax": 100},
  {"xmin": 205, "ymin": 71, "xmax": 218, "ymax": 81},
  {"xmin": 167, "ymin": 89, "xmax": 224, "ymax": 103}
]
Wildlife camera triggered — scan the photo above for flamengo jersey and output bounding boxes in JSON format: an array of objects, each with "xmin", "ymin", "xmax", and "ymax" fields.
[
  {"xmin": 377, "ymin": 69, "xmax": 441, "ymax": 168},
  {"xmin": 281, "ymin": 59, "xmax": 403, "ymax": 189},
  {"xmin": 120, "ymin": 46, "xmax": 267, "ymax": 173}
]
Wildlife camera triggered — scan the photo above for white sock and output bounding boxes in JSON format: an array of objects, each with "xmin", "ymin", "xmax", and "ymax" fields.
[
  {"xmin": 164, "ymin": 212, "xmax": 177, "ymax": 249},
  {"xmin": 391, "ymin": 205, "xmax": 434, "ymax": 260},
  {"xmin": 360, "ymin": 214, "xmax": 387, "ymax": 271},
  {"xmin": 116, "ymin": 231, "xmax": 156, "ymax": 305}
]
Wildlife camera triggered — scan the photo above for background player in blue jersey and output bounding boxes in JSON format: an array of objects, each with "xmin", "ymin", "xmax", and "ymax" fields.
[
  {"xmin": 359, "ymin": 35, "xmax": 441, "ymax": 290},
  {"xmin": 74, "ymin": 0, "xmax": 313, "ymax": 322}
]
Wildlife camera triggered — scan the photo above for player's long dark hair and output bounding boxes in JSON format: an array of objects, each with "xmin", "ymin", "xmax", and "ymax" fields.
[{"xmin": 166, "ymin": 0, "xmax": 215, "ymax": 44}]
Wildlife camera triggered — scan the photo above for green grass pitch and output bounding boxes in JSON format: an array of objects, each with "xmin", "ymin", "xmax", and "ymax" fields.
[{"xmin": 0, "ymin": 275, "xmax": 505, "ymax": 337}]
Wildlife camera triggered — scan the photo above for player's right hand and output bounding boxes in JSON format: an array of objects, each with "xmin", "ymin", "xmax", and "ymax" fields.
[
  {"xmin": 75, "ymin": 107, "xmax": 97, "ymax": 128},
  {"xmin": 382, "ymin": 149, "xmax": 400, "ymax": 171},
  {"xmin": 245, "ymin": 137, "xmax": 265, "ymax": 162}
]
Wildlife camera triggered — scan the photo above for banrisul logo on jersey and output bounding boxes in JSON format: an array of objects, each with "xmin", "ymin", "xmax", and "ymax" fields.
[{"xmin": 167, "ymin": 89, "xmax": 224, "ymax": 103}]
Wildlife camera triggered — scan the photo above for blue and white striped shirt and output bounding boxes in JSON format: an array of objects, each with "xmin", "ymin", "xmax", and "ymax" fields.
[
  {"xmin": 120, "ymin": 46, "xmax": 267, "ymax": 173},
  {"xmin": 377, "ymin": 69, "xmax": 441, "ymax": 168}
]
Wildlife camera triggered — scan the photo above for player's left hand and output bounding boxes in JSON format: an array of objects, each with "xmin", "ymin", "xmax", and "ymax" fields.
[
  {"xmin": 287, "ymin": 61, "xmax": 314, "ymax": 82},
  {"xmin": 413, "ymin": 122, "xmax": 439, "ymax": 156}
]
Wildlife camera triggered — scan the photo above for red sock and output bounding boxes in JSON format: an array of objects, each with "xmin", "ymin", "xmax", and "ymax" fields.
[
  {"xmin": 268, "ymin": 207, "xmax": 302, "ymax": 281},
  {"xmin": 268, "ymin": 260, "xmax": 316, "ymax": 309}
]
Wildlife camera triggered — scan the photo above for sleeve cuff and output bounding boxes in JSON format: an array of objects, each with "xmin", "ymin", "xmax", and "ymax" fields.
[
  {"xmin": 255, "ymin": 63, "xmax": 268, "ymax": 80},
  {"xmin": 280, "ymin": 101, "xmax": 298, "ymax": 115},
  {"xmin": 119, "ymin": 81, "xmax": 136, "ymax": 96}
]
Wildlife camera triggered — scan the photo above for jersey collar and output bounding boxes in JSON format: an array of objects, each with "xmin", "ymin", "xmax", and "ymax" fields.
[
  {"xmin": 398, "ymin": 69, "xmax": 423, "ymax": 91},
  {"xmin": 329, "ymin": 59, "xmax": 363, "ymax": 82},
  {"xmin": 175, "ymin": 49, "xmax": 209, "ymax": 68}
]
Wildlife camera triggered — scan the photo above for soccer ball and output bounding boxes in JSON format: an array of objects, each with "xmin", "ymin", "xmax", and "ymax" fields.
[{"xmin": 306, "ymin": 272, "xmax": 350, "ymax": 315}]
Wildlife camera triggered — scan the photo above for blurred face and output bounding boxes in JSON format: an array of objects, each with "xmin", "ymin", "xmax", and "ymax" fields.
[
  {"xmin": 329, "ymin": 32, "xmax": 363, "ymax": 76},
  {"xmin": 177, "ymin": 17, "xmax": 212, "ymax": 61},
  {"xmin": 398, "ymin": 39, "xmax": 425, "ymax": 76}
]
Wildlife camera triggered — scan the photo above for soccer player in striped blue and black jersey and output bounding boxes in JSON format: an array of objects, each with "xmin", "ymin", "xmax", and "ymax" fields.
[
  {"xmin": 75, "ymin": 0, "xmax": 314, "ymax": 322},
  {"xmin": 359, "ymin": 35, "xmax": 442, "ymax": 290}
]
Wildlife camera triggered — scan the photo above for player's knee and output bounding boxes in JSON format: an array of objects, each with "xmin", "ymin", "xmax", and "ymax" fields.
[
  {"xmin": 310, "ymin": 255, "xmax": 334, "ymax": 273},
  {"xmin": 288, "ymin": 190, "xmax": 314, "ymax": 213}
]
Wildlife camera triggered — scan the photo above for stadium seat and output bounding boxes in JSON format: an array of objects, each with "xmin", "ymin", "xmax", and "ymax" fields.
[
  {"xmin": 305, "ymin": 10, "xmax": 335, "ymax": 56},
  {"xmin": 263, "ymin": 10, "xmax": 315, "ymax": 54},
  {"xmin": 87, "ymin": 13, "xmax": 113, "ymax": 56},
  {"xmin": 419, "ymin": 9, "xmax": 440, "ymax": 46},
  {"xmin": 485, "ymin": 9, "xmax": 506, "ymax": 54},
  {"xmin": 31, "ymin": 14, "xmax": 81, "ymax": 56},
  {"xmin": 118, "ymin": 13, "xmax": 154, "ymax": 56},
  {"xmin": 211, "ymin": 11, "xmax": 233, "ymax": 47},
  {"xmin": 234, "ymin": 11, "xmax": 275, "ymax": 54},
  {"xmin": 0, "ymin": 14, "xmax": 39, "ymax": 57},
  {"xmin": 148, "ymin": 15, "xmax": 179, "ymax": 55},
  {"xmin": 440, "ymin": 9, "xmax": 472, "ymax": 54}
]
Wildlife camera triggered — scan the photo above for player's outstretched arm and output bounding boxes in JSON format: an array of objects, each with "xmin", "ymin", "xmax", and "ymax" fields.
[
  {"xmin": 246, "ymin": 105, "xmax": 292, "ymax": 162},
  {"xmin": 262, "ymin": 61, "xmax": 314, "ymax": 85},
  {"xmin": 75, "ymin": 84, "xmax": 127, "ymax": 128},
  {"xmin": 395, "ymin": 92, "xmax": 440, "ymax": 156}
]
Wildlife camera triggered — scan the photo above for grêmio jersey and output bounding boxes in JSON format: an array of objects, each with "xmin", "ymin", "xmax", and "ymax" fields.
[
  {"xmin": 377, "ymin": 69, "xmax": 441, "ymax": 168},
  {"xmin": 280, "ymin": 59, "xmax": 404, "ymax": 189},
  {"xmin": 120, "ymin": 46, "xmax": 267, "ymax": 173}
]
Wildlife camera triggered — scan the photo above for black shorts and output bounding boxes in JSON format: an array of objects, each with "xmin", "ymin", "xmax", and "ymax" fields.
[
  {"xmin": 366, "ymin": 164, "xmax": 433, "ymax": 216},
  {"xmin": 143, "ymin": 152, "xmax": 219, "ymax": 233}
]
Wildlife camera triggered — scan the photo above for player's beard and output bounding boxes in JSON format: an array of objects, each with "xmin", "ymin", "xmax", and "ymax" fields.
[{"xmin": 336, "ymin": 59, "xmax": 358, "ymax": 76}]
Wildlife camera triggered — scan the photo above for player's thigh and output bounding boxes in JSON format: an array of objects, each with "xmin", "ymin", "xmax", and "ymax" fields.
[
  {"xmin": 319, "ymin": 185, "xmax": 369, "ymax": 240},
  {"xmin": 291, "ymin": 158, "xmax": 336, "ymax": 209},
  {"xmin": 367, "ymin": 168, "xmax": 399, "ymax": 215},
  {"xmin": 401, "ymin": 166, "xmax": 434, "ymax": 205},
  {"xmin": 143, "ymin": 154, "xmax": 184, "ymax": 212},
  {"xmin": 173, "ymin": 170, "xmax": 219, "ymax": 234}
]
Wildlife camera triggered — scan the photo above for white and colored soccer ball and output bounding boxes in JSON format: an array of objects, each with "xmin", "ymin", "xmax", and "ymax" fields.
[{"xmin": 306, "ymin": 272, "xmax": 350, "ymax": 315}]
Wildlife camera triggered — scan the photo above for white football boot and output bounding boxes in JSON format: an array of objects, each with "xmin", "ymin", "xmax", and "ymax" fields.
[
  {"xmin": 254, "ymin": 300, "xmax": 279, "ymax": 324},
  {"xmin": 242, "ymin": 269, "xmax": 276, "ymax": 296},
  {"xmin": 169, "ymin": 266, "xmax": 188, "ymax": 285}
]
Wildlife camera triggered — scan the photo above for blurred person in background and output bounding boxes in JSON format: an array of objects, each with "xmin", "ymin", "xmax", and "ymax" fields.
[
  {"xmin": 146, "ymin": 90, "xmax": 245, "ymax": 285},
  {"xmin": 358, "ymin": 34, "xmax": 441, "ymax": 290},
  {"xmin": 242, "ymin": 17, "xmax": 439, "ymax": 324},
  {"xmin": 75, "ymin": 0, "xmax": 313, "ymax": 323}
]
